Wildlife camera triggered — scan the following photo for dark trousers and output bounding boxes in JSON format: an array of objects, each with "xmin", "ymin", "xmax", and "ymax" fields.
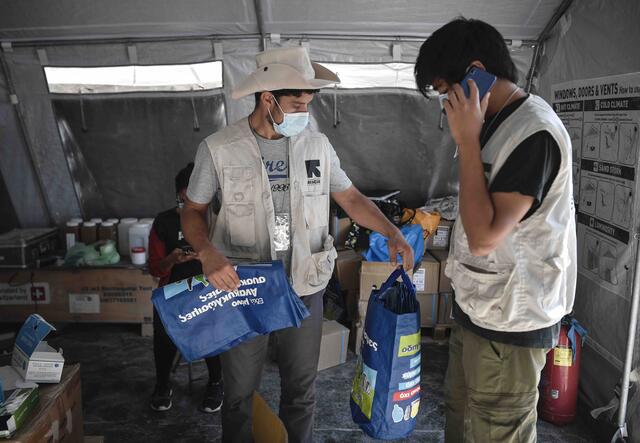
[
  {"xmin": 221, "ymin": 290, "xmax": 324, "ymax": 443},
  {"xmin": 153, "ymin": 307, "xmax": 222, "ymax": 386}
]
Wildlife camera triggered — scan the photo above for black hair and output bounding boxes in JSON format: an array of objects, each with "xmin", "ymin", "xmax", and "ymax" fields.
[
  {"xmin": 254, "ymin": 89, "xmax": 320, "ymax": 108},
  {"xmin": 175, "ymin": 162, "xmax": 194, "ymax": 194},
  {"xmin": 414, "ymin": 17, "xmax": 518, "ymax": 97}
]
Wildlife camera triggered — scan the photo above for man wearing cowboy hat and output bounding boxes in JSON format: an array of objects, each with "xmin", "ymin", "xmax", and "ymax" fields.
[{"xmin": 181, "ymin": 46, "xmax": 414, "ymax": 442}]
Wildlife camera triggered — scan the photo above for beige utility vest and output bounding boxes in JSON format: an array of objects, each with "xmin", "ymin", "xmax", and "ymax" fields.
[
  {"xmin": 203, "ymin": 118, "xmax": 337, "ymax": 296},
  {"xmin": 446, "ymin": 94, "xmax": 577, "ymax": 332}
]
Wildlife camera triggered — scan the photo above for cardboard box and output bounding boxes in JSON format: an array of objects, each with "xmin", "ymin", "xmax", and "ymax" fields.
[
  {"xmin": 11, "ymin": 315, "xmax": 64, "ymax": 383},
  {"xmin": 318, "ymin": 321, "xmax": 349, "ymax": 371},
  {"xmin": 357, "ymin": 300, "xmax": 368, "ymax": 322},
  {"xmin": 417, "ymin": 293, "xmax": 438, "ymax": 327},
  {"xmin": 349, "ymin": 320, "xmax": 365, "ymax": 356},
  {"xmin": 335, "ymin": 249, "xmax": 362, "ymax": 321},
  {"xmin": 252, "ymin": 392, "xmax": 288, "ymax": 443},
  {"xmin": 343, "ymin": 289, "xmax": 360, "ymax": 322},
  {"xmin": 426, "ymin": 219, "xmax": 454, "ymax": 250},
  {"xmin": 6, "ymin": 364, "xmax": 84, "ymax": 443},
  {"xmin": 0, "ymin": 268, "xmax": 155, "ymax": 329},
  {"xmin": 359, "ymin": 262, "xmax": 414, "ymax": 301},
  {"xmin": 428, "ymin": 250, "xmax": 452, "ymax": 293},
  {"xmin": 413, "ymin": 253, "xmax": 440, "ymax": 295},
  {"xmin": 438, "ymin": 293, "xmax": 454, "ymax": 325},
  {"xmin": 334, "ymin": 249, "xmax": 362, "ymax": 291}
]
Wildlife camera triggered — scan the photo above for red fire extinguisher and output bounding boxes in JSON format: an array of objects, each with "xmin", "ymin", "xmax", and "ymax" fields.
[{"xmin": 538, "ymin": 317, "xmax": 587, "ymax": 425}]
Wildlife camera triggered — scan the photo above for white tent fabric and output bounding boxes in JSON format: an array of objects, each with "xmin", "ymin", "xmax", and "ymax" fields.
[
  {"xmin": 261, "ymin": 0, "xmax": 563, "ymax": 40},
  {"xmin": 0, "ymin": 0, "xmax": 259, "ymax": 41},
  {"xmin": 537, "ymin": 0, "xmax": 640, "ymax": 437},
  {"xmin": 0, "ymin": 0, "xmax": 561, "ymax": 42}
]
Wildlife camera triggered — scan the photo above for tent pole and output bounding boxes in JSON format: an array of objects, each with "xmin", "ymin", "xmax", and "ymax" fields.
[
  {"xmin": 7, "ymin": 33, "xmax": 535, "ymax": 48},
  {"xmin": 253, "ymin": 0, "xmax": 267, "ymax": 51},
  {"xmin": 613, "ymin": 234, "xmax": 640, "ymax": 441},
  {"xmin": 277, "ymin": 33, "xmax": 535, "ymax": 46},
  {"xmin": 8, "ymin": 34, "xmax": 261, "ymax": 48},
  {"xmin": 525, "ymin": 43, "xmax": 542, "ymax": 92}
]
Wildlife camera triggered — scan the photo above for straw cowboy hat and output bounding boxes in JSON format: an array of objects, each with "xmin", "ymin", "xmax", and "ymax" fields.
[{"xmin": 231, "ymin": 47, "xmax": 340, "ymax": 99}]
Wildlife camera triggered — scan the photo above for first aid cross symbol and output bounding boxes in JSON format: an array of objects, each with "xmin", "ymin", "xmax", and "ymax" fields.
[{"xmin": 31, "ymin": 286, "xmax": 46, "ymax": 301}]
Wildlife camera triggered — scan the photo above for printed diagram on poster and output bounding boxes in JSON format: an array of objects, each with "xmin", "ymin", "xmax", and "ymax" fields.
[{"xmin": 553, "ymin": 73, "xmax": 640, "ymax": 299}]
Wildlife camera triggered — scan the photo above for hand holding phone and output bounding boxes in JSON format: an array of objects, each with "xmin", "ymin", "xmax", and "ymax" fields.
[
  {"xmin": 438, "ymin": 67, "xmax": 496, "ymax": 113},
  {"xmin": 460, "ymin": 67, "xmax": 496, "ymax": 100},
  {"xmin": 438, "ymin": 67, "xmax": 494, "ymax": 150}
]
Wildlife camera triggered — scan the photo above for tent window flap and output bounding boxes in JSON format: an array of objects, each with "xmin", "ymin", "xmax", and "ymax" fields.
[{"xmin": 44, "ymin": 61, "xmax": 223, "ymax": 94}]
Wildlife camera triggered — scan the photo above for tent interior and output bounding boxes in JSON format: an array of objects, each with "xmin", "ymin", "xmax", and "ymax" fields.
[{"xmin": 1, "ymin": 0, "xmax": 639, "ymax": 441}]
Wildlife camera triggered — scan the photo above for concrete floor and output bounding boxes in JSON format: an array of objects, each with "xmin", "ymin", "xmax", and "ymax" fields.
[{"xmin": 39, "ymin": 323, "xmax": 605, "ymax": 443}]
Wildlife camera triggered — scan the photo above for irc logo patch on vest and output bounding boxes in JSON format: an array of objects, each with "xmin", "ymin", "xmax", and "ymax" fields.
[
  {"xmin": 398, "ymin": 332, "xmax": 421, "ymax": 358},
  {"xmin": 305, "ymin": 159, "xmax": 321, "ymax": 185}
]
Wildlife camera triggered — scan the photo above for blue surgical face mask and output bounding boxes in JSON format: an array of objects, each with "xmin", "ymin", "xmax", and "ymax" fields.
[{"xmin": 268, "ymin": 96, "xmax": 309, "ymax": 137}]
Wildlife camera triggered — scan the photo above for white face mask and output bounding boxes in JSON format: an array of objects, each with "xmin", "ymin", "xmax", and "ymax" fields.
[{"xmin": 268, "ymin": 96, "xmax": 309, "ymax": 137}]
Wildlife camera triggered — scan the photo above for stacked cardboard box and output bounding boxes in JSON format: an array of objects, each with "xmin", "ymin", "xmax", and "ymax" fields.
[
  {"xmin": 334, "ymin": 249, "xmax": 363, "ymax": 321},
  {"xmin": 5, "ymin": 364, "xmax": 83, "ymax": 443},
  {"xmin": 426, "ymin": 219, "xmax": 454, "ymax": 251},
  {"xmin": 412, "ymin": 254, "xmax": 441, "ymax": 328},
  {"xmin": 332, "ymin": 217, "xmax": 457, "ymax": 354},
  {"xmin": 350, "ymin": 256, "xmax": 440, "ymax": 354},
  {"xmin": 0, "ymin": 268, "xmax": 156, "ymax": 336},
  {"xmin": 318, "ymin": 320, "xmax": 350, "ymax": 371},
  {"xmin": 429, "ymin": 249, "xmax": 454, "ymax": 325}
]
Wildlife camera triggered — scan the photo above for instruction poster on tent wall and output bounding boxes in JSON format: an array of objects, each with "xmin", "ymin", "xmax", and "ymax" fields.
[{"xmin": 553, "ymin": 73, "xmax": 640, "ymax": 299}]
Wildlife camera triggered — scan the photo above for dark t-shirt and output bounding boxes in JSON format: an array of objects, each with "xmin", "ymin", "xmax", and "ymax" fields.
[
  {"xmin": 153, "ymin": 209, "xmax": 202, "ymax": 284},
  {"xmin": 453, "ymin": 94, "xmax": 562, "ymax": 348}
]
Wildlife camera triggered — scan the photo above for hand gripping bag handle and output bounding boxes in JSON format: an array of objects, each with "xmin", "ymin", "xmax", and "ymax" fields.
[{"xmin": 375, "ymin": 266, "xmax": 415, "ymax": 300}]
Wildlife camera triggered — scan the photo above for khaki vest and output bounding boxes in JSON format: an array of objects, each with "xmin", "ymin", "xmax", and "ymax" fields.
[
  {"xmin": 202, "ymin": 118, "xmax": 337, "ymax": 296},
  {"xmin": 446, "ymin": 95, "xmax": 577, "ymax": 332}
]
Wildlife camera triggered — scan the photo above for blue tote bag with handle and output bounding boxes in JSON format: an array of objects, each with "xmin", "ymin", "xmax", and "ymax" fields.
[
  {"xmin": 152, "ymin": 261, "xmax": 310, "ymax": 362},
  {"xmin": 350, "ymin": 267, "xmax": 422, "ymax": 439}
]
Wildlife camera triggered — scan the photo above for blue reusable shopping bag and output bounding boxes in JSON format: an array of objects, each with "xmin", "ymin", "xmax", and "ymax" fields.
[
  {"xmin": 363, "ymin": 224, "xmax": 424, "ymax": 267},
  {"xmin": 350, "ymin": 267, "xmax": 422, "ymax": 440},
  {"xmin": 152, "ymin": 261, "xmax": 310, "ymax": 362}
]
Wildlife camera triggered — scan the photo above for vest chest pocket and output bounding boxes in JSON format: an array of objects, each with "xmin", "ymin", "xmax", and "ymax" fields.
[
  {"xmin": 222, "ymin": 166, "xmax": 254, "ymax": 203},
  {"xmin": 222, "ymin": 167, "xmax": 256, "ymax": 247},
  {"xmin": 303, "ymin": 194, "xmax": 329, "ymax": 229}
]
